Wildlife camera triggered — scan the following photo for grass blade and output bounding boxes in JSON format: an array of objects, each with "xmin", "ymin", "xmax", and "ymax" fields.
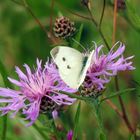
[
  {"xmin": 72, "ymin": 24, "xmax": 84, "ymax": 49},
  {"xmin": 73, "ymin": 102, "xmax": 81, "ymax": 140},
  {"xmin": 126, "ymin": 0, "xmax": 140, "ymax": 30},
  {"xmin": 100, "ymin": 88, "xmax": 135, "ymax": 103}
]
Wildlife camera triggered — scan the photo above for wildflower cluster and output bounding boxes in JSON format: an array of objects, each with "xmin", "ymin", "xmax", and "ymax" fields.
[{"xmin": 0, "ymin": 42, "xmax": 134, "ymax": 126}]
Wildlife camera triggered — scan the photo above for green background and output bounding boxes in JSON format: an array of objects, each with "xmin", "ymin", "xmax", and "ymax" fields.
[{"xmin": 0, "ymin": 0, "xmax": 140, "ymax": 139}]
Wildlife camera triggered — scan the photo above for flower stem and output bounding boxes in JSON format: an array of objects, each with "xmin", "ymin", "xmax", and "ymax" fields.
[
  {"xmin": 0, "ymin": 60, "xmax": 14, "ymax": 140},
  {"xmin": 1, "ymin": 115, "xmax": 8, "ymax": 140},
  {"xmin": 54, "ymin": 0, "xmax": 91, "ymax": 20},
  {"xmin": 112, "ymin": 0, "xmax": 117, "ymax": 45},
  {"xmin": 105, "ymin": 99, "xmax": 123, "ymax": 117},
  {"xmin": 11, "ymin": 0, "xmax": 57, "ymax": 44},
  {"xmin": 86, "ymin": 7, "xmax": 98, "ymax": 27},
  {"xmin": 113, "ymin": 0, "xmax": 135, "ymax": 134},
  {"xmin": 98, "ymin": 28, "xmax": 110, "ymax": 51},
  {"xmin": 99, "ymin": 0, "xmax": 106, "ymax": 28},
  {"xmin": 115, "ymin": 77, "xmax": 135, "ymax": 133},
  {"xmin": 89, "ymin": 100, "xmax": 107, "ymax": 139},
  {"xmin": 86, "ymin": 3, "xmax": 110, "ymax": 51},
  {"xmin": 86, "ymin": 0, "xmax": 135, "ymax": 134},
  {"xmin": 33, "ymin": 123, "xmax": 49, "ymax": 139},
  {"xmin": 49, "ymin": 0, "xmax": 55, "ymax": 34}
]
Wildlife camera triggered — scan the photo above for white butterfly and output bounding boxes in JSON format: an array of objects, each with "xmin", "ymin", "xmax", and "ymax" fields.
[{"xmin": 50, "ymin": 46, "xmax": 94, "ymax": 89}]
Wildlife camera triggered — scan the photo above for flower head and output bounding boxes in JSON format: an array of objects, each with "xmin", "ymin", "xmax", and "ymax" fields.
[
  {"xmin": 0, "ymin": 59, "xmax": 76, "ymax": 126},
  {"xmin": 82, "ymin": 42, "xmax": 135, "ymax": 96},
  {"xmin": 53, "ymin": 16, "xmax": 76, "ymax": 39},
  {"xmin": 67, "ymin": 130, "xmax": 73, "ymax": 140}
]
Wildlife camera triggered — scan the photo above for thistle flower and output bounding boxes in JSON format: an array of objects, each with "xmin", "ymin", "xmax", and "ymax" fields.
[
  {"xmin": 0, "ymin": 59, "xmax": 76, "ymax": 126},
  {"xmin": 67, "ymin": 130, "xmax": 73, "ymax": 140},
  {"xmin": 82, "ymin": 42, "xmax": 135, "ymax": 97}
]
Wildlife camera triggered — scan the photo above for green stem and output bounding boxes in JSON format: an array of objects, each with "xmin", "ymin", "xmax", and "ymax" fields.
[
  {"xmin": 112, "ymin": 0, "xmax": 135, "ymax": 134},
  {"xmin": 115, "ymin": 77, "xmax": 135, "ymax": 134},
  {"xmin": 1, "ymin": 115, "xmax": 8, "ymax": 140},
  {"xmin": 60, "ymin": 91, "xmax": 93, "ymax": 101},
  {"xmin": 33, "ymin": 123, "xmax": 49, "ymax": 139},
  {"xmin": 99, "ymin": 0, "xmax": 106, "ymax": 28},
  {"xmin": 89, "ymin": 100, "xmax": 107, "ymax": 139},
  {"xmin": 0, "ymin": 60, "xmax": 13, "ymax": 140},
  {"xmin": 100, "ymin": 88, "xmax": 135, "ymax": 103},
  {"xmin": 86, "ymin": 6, "xmax": 110, "ymax": 51},
  {"xmin": 87, "ymin": 6, "xmax": 98, "ymax": 27},
  {"xmin": 21, "ymin": 0, "xmax": 48, "ymax": 36},
  {"xmin": 99, "ymin": 28, "xmax": 110, "ymax": 51},
  {"xmin": 11, "ymin": 0, "xmax": 57, "ymax": 43}
]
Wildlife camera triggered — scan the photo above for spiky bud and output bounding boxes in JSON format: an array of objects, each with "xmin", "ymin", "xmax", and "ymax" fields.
[
  {"xmin": 80, "ymin": 85, "xmax": 103, "ymax": 99},
  {"xmin": 117, "ymin": 0, "xmax": 126, "ymax": 10},
  {"xmin": 53, "ymin": 16, "xmax": 76, "ymax": 39},
  {"xmin": 40, "ymin": 96, "xmax": 59, "ymax": 114},
  {"xmin": 81, "ymin": 0, "xmax": 89, "ymax": 7},
  {"xmin": 80, "ymin": 76, "xmax": 104, "ymax": 99}
]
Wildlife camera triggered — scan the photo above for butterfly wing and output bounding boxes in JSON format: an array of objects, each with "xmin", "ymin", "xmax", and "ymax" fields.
[
  {"xmin": 50, "ymin": 46, "xmax": 94, "ymax": 89},
  {"xmin": 77, "ymin": 49, "xmax": 94, "ymax": 88}
]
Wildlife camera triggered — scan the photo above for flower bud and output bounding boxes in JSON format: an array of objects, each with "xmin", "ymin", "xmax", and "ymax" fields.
[
  {"xmin": 53, "ymin": 16, "xmax": 76, "ymax": 39},
  {"xmin": 117, "ymin": 0, "xmax": 126, "ymax": 10}
]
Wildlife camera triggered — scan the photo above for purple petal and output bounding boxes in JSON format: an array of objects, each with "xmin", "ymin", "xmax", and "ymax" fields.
[
  {"xmin": 67, "ymin": 130, "xmax": 73, "ymax": 140},
  {"xmin": 52, "ymin": 110, "xmax": 58, "ymax": 119},
  {"xmin": 8, "ymin": 77, "xmax": 22, "ymax": 87}
]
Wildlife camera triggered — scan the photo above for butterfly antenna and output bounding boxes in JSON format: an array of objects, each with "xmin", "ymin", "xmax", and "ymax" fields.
[
  {"xmin": 91, "ymin": 41, "xmax": 97, "ymax": 49},
  {"xmin": 89, "ymin": 40, "xmax": 102, "ymax": 51},
  {"xmin": 84, "ymin": 43, "xmax": 92, "ymax": 53},
  {"xmin": 72, "ymin": 38, "xmax": 87, "ymax": 52}
]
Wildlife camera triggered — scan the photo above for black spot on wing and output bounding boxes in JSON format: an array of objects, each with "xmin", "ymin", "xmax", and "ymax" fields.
[
  {"xmin": 67, "ymin": 65, "xmax": 71, "ymax": 69},
  {"xmin": 80, "ymin": 56, "xmax": 88, "ymax": 74},
  {"xmin": 62, "ymin": 57, "xmax": 66, "ymax": 61}
]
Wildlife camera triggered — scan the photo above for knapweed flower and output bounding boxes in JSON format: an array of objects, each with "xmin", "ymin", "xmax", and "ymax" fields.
[
  {"xmin": 67, "ymin": 130, "xmax": 73, "ymax": 140},
  {"xmin": 81, "ymin": 42, "xmax": 135, "ymax": 97},
  {"xmin": 0, "ymin": 59, "xmax": 76, "ymax": 126}
]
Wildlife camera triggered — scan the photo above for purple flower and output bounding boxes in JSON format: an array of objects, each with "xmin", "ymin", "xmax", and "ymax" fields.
[
  {"xmin": 67, "ymin": 130, "xmax": 73, "ymax": 140},
  {"xmin": 84, "ymin": 42, "xmax": 135, "ymax": 90},
  {"xmin": 0, "ymin": 59, "xmax": 76, "ymax": 126}
]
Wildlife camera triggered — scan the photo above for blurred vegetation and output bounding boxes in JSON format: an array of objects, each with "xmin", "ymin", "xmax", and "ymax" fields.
[{"xmin": 0, "ymin": 0, "xmax": 140, "ymax": 140}]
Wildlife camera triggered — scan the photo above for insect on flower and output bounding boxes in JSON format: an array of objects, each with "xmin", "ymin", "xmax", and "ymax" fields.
[{"xmin": 81, "ymin": 42, "xmax": 135, "ymax": 98}]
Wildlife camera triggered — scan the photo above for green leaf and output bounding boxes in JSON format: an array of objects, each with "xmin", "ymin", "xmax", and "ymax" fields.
[
  {"xmin": 126, "ymin": 0, "xmax": 140, "ymax": 30},
  {"xmin": 100, "ymin": 132, "xmax": 107, "ymax": 140},
  {"xmin": 33, "ymin": 123, "xmax": 49, "ymax": 140},
  {"xmin": 129, "ymin": 134, "xmax": 135, "ymax": 140},
  {"xmin": 100, "ymin": 88, "xmax": 135, "ymax": 103},
  {"xmin": 73, "ymin": 102, "xmax": 81, "ymax": 140},
  {"xmin": 72, "ymin": 24, "xmax": 84, "ymax": 49}
]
